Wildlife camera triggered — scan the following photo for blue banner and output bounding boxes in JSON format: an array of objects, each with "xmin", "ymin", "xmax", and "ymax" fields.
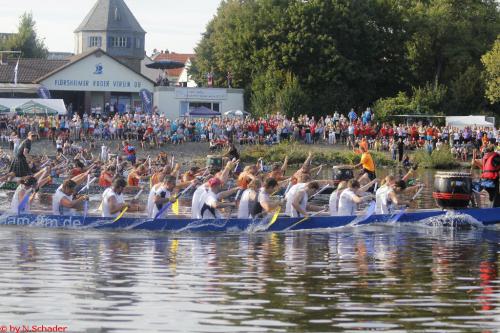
[
  {"xmin": 140, "ymin": 89, "xmax": 153, "ymax": 114},
  {"xmin": 37, "ymin": 86, "xmax": 51, "ymax": 99}
]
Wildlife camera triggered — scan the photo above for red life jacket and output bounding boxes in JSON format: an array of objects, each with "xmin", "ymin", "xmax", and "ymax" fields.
[{"xmin": 481, "ymin": 152, "xmax": 500, "ymax": 180}]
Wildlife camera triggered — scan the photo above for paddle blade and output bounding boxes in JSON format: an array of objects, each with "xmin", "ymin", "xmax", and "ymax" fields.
[
  {"xmin": 154, "ymin": 202, "xmax": 172, "ymax": 220},
  {"xmin": 83, "ymin": 201, "xmax": 88, "ymax": 219},
  {"xmin": 266, "ymin": 207, "xmax": 281, "ymax": 229},
  {"xmin": 172, "ymin": 200, "xmax": 179, "ymax": 215},
  {"xmin": 113, "ymin": 206, "xmax": 128, "ymax": 223},
  {"xmin": 18, "ymin": 191, "xmax": 32, "ymax": 215},
  {"xmin": 390, "ymin": 207, "xmax": 406, "ymax": 223}
]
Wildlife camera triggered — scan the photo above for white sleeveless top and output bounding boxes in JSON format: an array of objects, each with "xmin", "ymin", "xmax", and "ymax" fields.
[
  {"xmin": 52, "ymin": 185, "xmax": 76, "ymax": 216},
  {"xmin": 237, "ymin": 189, "xmax": 251, "ymax": 218},
  {"xmin": 11, "ymin": 185, "xmax": 30, "ymax": 213},
  {"xmin": 147, "ymin": 184, "xmax": 171, "ymax": 218},
  {"xmin": 329, "ymin": 189, "xmax": 343, "ymax": 216},
  {"xmin": 102, "ymin": 188, "xmax": 125, "ymax": 218},
  {"xmin": 338, "ymin": 189, "xmax": 357, "ymax": 216},
  {"xmin": 375, "ymin": 185, "xmax": 394, "ymax": 215},
  {"xmin": 191, "ymin": 184, "xmax": 208, "ymax": 218},
  {"xmin": 285, "ymin": 183, "xmax": 308, "ymax": 217}
]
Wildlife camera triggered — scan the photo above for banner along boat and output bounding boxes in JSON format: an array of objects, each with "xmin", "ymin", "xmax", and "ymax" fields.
[{"xmin": 0, "ymin": 207, "xmax": 499, "ymax": 232}]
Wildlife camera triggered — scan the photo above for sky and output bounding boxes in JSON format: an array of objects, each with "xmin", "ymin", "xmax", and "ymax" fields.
[{"xmin": 0, "ymin": 0, "xmax": 221, "ymax": 55}]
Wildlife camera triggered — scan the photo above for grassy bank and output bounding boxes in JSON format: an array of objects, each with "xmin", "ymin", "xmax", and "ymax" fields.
[
  {"xmin": 413, "ymin": 148, "xmax": 460, "ymax": 169},
  {"xmin": 240, "ymin": 142, "xmax": 397, "ymax": 167}
]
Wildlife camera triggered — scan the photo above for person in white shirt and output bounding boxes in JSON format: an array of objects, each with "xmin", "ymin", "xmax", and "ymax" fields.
[
  {"xmin": 249, "ymin": 178, "xmax": 281, "ymax": 218},
  {"xmin": 200, "ymin": 177, "xmax": 235, "ymax": 219},
  {"xmin": 375, "ymin": 176, "xmax": 399, "ymax": 215},
  {"xmin": 52, "ymin": 180, "xmax": 88, "ymax": 216},
  {"xmin": 237, "ymin": 179, "xmax": 261, "ymax": 218},
  {"xmin": 338, "ymin": 180, "xmax": 373, "ymax": 216},
  {"xmin": 329, "ymin": 181, "xmax": 347, "ymax": 216},
  {"xmin": 11, "ymin": 176, "xmax": 38, "ymax": 214},
  {"xmin": 147, "ymin": 175, "xmax": 176, "ymax": 218},
  {"xmin": 330, "ymin": 178, "xmax": 378, "ymax": 216},
  {"xmin": 286, "ymin": 181, "xmax": 324, "ymax": 218},
  {"xmin": 192, "ymin": 183, "xmax": 208, "ymax": 219},
  {"xmin": 101, "ymin": 178, "xmax": 129, "ymax": 218}
]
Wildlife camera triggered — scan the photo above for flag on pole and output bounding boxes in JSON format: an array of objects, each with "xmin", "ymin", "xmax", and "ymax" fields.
[{"xmin": 14, "ymin": 59, "xmax": 19, "ymax": 85}]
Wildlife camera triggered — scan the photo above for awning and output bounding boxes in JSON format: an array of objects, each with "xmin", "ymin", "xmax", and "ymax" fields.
[
  {"xmin": 446, "ymin": 116, "xmax": 494, "ymax": 128},
  {"xmin": 188, "ymin": 106, "xmax": 221, "ymax": 117},
  {"xmin": 0, "ymin": 83, "xmax": 41, "ymax": 94},
  {"xmin": 0, "ymin": 98, "xmax": 67, "ymax": 116}
]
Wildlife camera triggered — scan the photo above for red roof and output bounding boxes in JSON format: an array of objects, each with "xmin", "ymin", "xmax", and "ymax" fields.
[{"xmin": 153, "ymin": 52, "xmax": 195, "ymax": 77}]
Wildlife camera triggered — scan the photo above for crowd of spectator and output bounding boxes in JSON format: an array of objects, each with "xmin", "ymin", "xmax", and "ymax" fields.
[{"xmin": 0, "ymin": 109, "xmax": 497, "ymax": 159}]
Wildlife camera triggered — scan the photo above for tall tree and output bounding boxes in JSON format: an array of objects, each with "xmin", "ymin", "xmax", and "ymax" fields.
[
  {"xmin": 482, "ymin": 36, "xmax": 500, "ymax": 104},
  {"xmin": 1, "ymin": 12, "xmax": 48, "ymax": 58}
]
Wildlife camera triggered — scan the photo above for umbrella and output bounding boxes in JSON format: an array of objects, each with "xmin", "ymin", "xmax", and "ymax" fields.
[
  {"xmin": 224, "ymin": 110, "xmax": 249, "ymax": 117},
  {"xmin": 146, "ymin": 60, "xmax": 185, "ymax": 70}
]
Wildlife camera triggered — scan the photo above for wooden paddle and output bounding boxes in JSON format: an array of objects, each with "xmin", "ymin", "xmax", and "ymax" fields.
[
  {"xmin": 287, "ymin": 209, "xmax": 327, "ymax": 230},
  {"xmin": 154, "ymin": 183, "xmax": 195, "ymax": 220}
]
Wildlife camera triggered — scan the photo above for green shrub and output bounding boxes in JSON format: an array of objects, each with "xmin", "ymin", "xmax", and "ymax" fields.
[
  {"xmin": 240, "ymin": 142, "xmax": 396, "ymax": 167},
  {"xmin": 413, "ymin": 147, "xmax": 460, "ymax": 169}
]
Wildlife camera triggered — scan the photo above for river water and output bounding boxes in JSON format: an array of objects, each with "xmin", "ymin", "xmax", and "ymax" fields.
[
  {"xmin": 1, "ymin": 168, "xmax": 499, "ymax": 332},
  {"xmin": 0, "ymin": 225, "xmax": 499, "ymax": 332}
]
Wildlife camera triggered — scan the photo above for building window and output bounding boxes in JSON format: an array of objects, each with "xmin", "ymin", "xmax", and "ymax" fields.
[
  {"xmin": 110, "ymin": 36, "xmax": 127, "ymax": 48},
  {"xmin": 89, "ymin": 36, "xmax": 101, "ymax": 47},
  {"xmin": 135, "ymin": 38, "xmax": 141, "ymax": 49}
]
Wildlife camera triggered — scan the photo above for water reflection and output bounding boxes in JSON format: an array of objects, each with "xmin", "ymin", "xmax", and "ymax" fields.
[{"xmin": 0, "ymin": 226, "xmax": 498, "ymax": 332}]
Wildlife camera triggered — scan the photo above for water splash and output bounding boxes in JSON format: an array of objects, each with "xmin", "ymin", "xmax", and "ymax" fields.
[
  {"xmin": 174, "ymin": 218, "xmax": 233, "ymax": 233},
  {"xmin": 417, "ymin": 210, "xmax": 484, "ymax": 229}
]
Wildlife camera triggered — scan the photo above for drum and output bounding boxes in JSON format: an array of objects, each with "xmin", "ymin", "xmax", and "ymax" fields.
[
  {"xmin": 332, "ymin": 165, "xmax": 354, "ymax": 185},
  {"xmin": 206, "ymin": 155, "xmax": 223, "ymax": 171},
  {"xmin": 432, "ymin": 172, "xmax": 472, "ymax": 209}
]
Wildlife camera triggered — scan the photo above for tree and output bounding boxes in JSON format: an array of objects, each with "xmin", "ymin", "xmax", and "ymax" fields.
[
  {"xmin": 0, "ymin": 12, "xmax": 48, "ymax": 58},
  {"xmin": 192, "ymin": 0, "xmax": 500, "ymax": 117},
  {"xmin": 482, "ymin": 36, "xmax": 500, "ymax": 104}
]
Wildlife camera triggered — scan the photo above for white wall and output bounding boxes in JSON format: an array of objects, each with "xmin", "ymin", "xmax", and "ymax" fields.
[
  {"xmin": 40, "ymin": 50, "xmax": 154, "ymax": 93},
  {"xmin": 154, "ymin": 86, "xmax": 244, "ymax": 120}
]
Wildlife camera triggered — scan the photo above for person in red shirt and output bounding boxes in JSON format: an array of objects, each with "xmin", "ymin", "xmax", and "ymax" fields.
[
  {"xmin": 70, "ymin": 160, "xmax": 86, "ymax": 177},
  {"xmin": 99, "ymin": 165, "xmax": 116, "ymax": 187}
]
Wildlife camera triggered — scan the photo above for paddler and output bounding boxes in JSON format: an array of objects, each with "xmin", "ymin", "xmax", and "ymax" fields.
[
  {"xmin": 182, "ymin": 166, "xmax": 203, "ymax": 182},
  {"xmin": 99, "ymin": 165, "xmax": 116, "ymax": 187},
  {"xmin": 249, "ymin": 178, "xmax": 282, "ymax": 218},
  {"xmin": 52, "ymin": 179, "xmax": 89, "ymax": 216},
  {"xmin": 127, "ymin": 164, "xmax": 149, "ymax": 187},
  {"xmin": 267, "ymin": 156, "xmax": 288, "ymax": 181},
  {"xmin": 147, "ymin": 175, "xmax": 177, "ymax": 218},
  {"xmin": 10, "ymin": 166, "xmax": 52, "ymax": 213},
  {"xmin": 286, "ymin": 181, "xmax": 325, "ymax": 218},
  {"xmin": 375, "ymin": 176, "xmax": 423, "ymax": 214},
  {"xmin": 472, "ymin": 144, "xmax": 500, "ymax": 207},
  {"xmin": 101, "ymin": 177, "xmax": 137, "ymax": 218},
  {"xmin": 200, "ymin": 177, "xmax": 236, "ymax": 219},
  {"xmin": 10, "ymin": 176, "xmax": 38, "ymax": 213},
  {"xmin": 337, "ymin": 180, "xmax": 374, "ymax": 216},
  {"xmin": 330, "ymin": 178, "xmax": 377, "ymax": 216},
  {"xmin": 191, "ymin": 159, "xmax": 237, "ymax": 218},
  {"xmin": 237, "ymin": 179, "xmax": 261, "ymax": 218}
]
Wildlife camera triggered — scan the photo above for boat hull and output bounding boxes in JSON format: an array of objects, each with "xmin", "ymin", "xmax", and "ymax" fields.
[{"xmin": 0, "ymin": 208, "xmax": 499, "ymax": 232}]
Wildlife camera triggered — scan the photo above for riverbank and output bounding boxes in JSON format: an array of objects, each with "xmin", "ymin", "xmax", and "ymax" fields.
[{"xmin": 17, "ymin": 139, "xmax": 462, "ymax": 170}]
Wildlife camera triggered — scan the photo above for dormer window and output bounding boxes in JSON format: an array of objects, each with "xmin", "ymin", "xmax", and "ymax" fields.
[
  {"xmin": 89, "ymin": 36, "xmax": 102, "ymax": 47},
  {"xmin": 110, "ymin": 36, "xmax": 127, "ymax": 48}
]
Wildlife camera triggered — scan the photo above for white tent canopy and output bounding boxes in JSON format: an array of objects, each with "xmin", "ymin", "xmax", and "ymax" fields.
[
  {"xmin": 446, "ymin": 116, "xmax": 494, "ymax": 129},
  {"xmin": 0, "ymin": 98, "xmax": 67, "ymax": 116}
]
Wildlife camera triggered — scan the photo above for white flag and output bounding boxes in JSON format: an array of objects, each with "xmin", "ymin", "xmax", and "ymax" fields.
[{"xmin": 14, "ymin": 59, "xmax": 19, "ymax": 85}]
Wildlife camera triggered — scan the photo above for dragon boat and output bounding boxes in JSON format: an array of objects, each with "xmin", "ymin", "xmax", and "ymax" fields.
[{"xmin": 0, "ymin": 207, "xmax": 498, "ymax": 233}]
